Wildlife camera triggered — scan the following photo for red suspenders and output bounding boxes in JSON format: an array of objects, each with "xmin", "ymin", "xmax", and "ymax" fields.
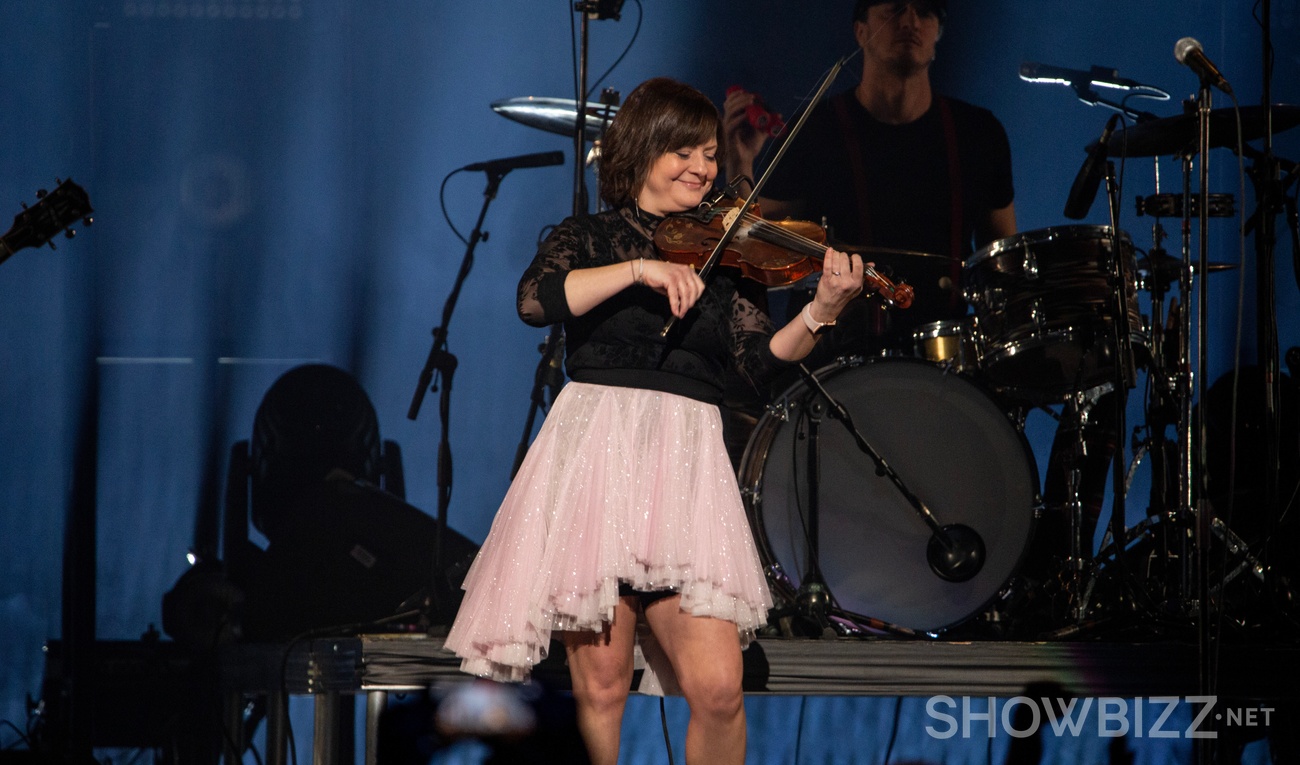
[{"xmin": 832, "ymin": 93, "xmax": 965, "ymax": 311}]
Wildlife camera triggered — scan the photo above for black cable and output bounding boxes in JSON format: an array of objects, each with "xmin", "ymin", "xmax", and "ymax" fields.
[
  {"xmin": 658, "ymin": 696, "xmax": 675, "ymax": 765},
  {"xmin": 439, "ymin": 169, "xmax": 469, "ymax": 245},
  {"xmin": 585, "ymin": 0, "xmax": 642, "ymax": 99},
  {"xmin": 1210, "ymin": 95, "xmax": 1250, "ymax": 696}
]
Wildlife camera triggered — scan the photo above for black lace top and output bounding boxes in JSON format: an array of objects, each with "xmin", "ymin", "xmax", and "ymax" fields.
[{"xmin": 517, "ymin": 206, "xmax": 790, "ymax": 404}]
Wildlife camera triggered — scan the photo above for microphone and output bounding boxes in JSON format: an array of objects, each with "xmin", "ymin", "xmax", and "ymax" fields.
[
  {"xmin": 1063, "ymin": 113, "xmax": 1119, "ymax": 220},
  {"xmin": 926, "ymin": 523, "xmax": 985, "ymax": 583},
  {"xmin": 1174, "ymin": 37, "xmax": 1232, "ymax": 95},
  {"xmin": 1019, "ymin": 61, "xmax": 1153, "ymax": 92},
  {"xmin": 462, "ymin": 151, "xmax": 565, "ymax": 174}
]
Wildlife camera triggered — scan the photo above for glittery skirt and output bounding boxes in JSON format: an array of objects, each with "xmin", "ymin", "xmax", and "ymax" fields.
[{"xmin": 443, "ymin": 381, "xmax": 773, "ymax": 685}]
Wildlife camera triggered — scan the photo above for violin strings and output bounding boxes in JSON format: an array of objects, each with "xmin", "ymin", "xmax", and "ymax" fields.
[
  {"xmin": 706, "ymin": 205, "xmax": 895, "ymax": 288},
  {"xmin": 742, "ymin": 215, "xmax": 891, "ymax": 284}
]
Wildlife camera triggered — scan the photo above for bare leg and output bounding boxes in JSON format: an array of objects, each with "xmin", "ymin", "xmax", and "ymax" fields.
[
  {"xmin": 560, "ymin": 596, "xmax": 638, "ymax": 765},
  {"xmin": 643, "ymin": 596, "xmax": 746, "ymax": 765}
]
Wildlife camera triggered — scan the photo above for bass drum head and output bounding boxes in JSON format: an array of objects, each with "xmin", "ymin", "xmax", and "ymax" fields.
[{"xmin": 739, "ymin": 357, "xmax": 1040, "ymax": 634}]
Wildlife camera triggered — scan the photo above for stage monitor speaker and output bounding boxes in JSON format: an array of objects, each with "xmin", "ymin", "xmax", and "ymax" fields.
[{"xmin": 233, "ymin": 475, "xmax": 478, "ymax": 641}]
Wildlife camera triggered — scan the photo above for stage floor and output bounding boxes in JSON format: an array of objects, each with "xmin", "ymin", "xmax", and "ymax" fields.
[{"xmin": 216, "ymin": 632, "xmax": 1300, "ymax": 700}]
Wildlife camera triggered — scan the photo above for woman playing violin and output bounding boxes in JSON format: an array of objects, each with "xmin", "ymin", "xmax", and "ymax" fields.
[{"xmin": 444, "ymin": 76, "xmax": 862, "ymax": 765}]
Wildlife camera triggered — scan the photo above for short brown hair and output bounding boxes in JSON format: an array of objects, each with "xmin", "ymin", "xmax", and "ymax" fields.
[{"xmin": 598, "ymin": 77, "xmax": 723, "ymax": 210}]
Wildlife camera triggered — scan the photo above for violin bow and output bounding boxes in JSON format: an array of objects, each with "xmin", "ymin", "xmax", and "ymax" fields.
[{"xmin": 658, "ymin": 53, "xmax": 852, "ymax": 338}]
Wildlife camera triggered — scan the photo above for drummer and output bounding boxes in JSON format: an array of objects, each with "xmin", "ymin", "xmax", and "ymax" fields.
[{"xmin": 723, "ymin": 0, "xmax": 1016, "ymax": 356}]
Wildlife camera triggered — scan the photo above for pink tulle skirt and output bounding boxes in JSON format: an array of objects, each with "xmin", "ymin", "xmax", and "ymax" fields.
[{"xmin": 444, "ymin": 381, "xmax": 772, "ymax": 685}]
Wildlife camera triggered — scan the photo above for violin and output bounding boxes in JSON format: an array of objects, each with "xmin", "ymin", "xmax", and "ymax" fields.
[{"xmin": 653, "ymin": 197, "xmax": 914, "ymax": 308}]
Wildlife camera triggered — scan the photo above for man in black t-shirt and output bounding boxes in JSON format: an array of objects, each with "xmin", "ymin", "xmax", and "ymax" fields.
[
  {"xmin": 721, "ymin": 1, "xmax": 1136, "ymax": 637},
  {"xmin": 724, "ymin": 0, "xmax": 1016, "ymax": 355}
]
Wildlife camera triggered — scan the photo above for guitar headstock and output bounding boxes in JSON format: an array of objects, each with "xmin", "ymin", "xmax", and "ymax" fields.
[{"xmin": 1, "ymin": 178, "xmax": 94, "ymax": 263}]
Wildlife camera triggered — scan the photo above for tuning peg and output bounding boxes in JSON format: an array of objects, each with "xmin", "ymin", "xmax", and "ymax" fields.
[
  {"xmin": 36, "ymin": 189, "xmax": 48, "ymax": 199},
  {"xmin": 64, "ymin": 229, "xmax": 77, "ymax": 240},
  {"xmin": 83, "ymin": 216, "xmax": 94, "ymax": 226}
]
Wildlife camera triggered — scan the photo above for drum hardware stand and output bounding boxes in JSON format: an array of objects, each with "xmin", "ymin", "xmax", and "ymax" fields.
[
  {"xmin": 1106, "ymin": 164, "xmax": 1136, "ymax": 469},
  {"xmin": 1048, "ymin": 159, "xmax": 1140, "ymax": 627},
  {"xmin": 1052, "ymin": 383, "xmax": 1111, "ymax": 623},
  {"xmin": 794, "ymin": 363, "xmax": 986, "ymax": 586}
]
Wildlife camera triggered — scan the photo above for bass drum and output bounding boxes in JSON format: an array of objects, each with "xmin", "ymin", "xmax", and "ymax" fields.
[{"xmin": 739, "ymin": 357, "xmax": 1040, "ymax": 634}]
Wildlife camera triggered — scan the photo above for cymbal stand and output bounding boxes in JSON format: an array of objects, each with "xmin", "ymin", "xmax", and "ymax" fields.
[
  {"xmin": 1167, "ymin": 143, "xmax": 1200, "ymax": 610},
  {"xmin": 1135, "ymin": 203, "xmax": 1180, "ymax": 523},
  {"xmin": 1248, "ymin": 0, "xmax": 1283, "ymax": 574},
  {"xmin": 513, "ymin": 3, "xmax": 623, "ymax": 459},
  {"xmin": 1056, "ymin": 160, "xmax": 1136, "ymax": 625},
  {"xmin": 1100, "ymin": 158, "xmax": 1138, "ymax": 615}
]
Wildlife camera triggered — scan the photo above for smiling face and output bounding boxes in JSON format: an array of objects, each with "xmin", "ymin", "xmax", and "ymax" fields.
[
  {"xmin": 636, "ymin": 142, "xmax": 717, "ymax": 216},
  {"xmin": 597, "ymin": 77, "xmax": 724, "ymax": 211},
  {"xmin": 855, "ymin": 1, "xmax": 943, "ymax": 77}
]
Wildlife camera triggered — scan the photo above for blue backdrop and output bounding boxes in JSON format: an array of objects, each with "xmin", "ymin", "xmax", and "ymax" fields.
[{"xmin": 2, "ymin": 1, "xmax": 1297, "ymax": 763}]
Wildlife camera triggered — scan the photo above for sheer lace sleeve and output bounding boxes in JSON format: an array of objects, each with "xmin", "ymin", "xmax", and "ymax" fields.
[
  {"xmin": 730, "ymin": 276, "xmax": 790, "ymax": 391},
  {"xmin": 517, "ymin": 217, "xmax": 588, "ymax": 328}
]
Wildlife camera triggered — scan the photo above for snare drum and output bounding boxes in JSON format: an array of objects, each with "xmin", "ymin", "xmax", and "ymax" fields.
[
  {"xmin": 738, "ymin": 357, "xmax": 1039, "ymax": 634},
  {"xmin": 912, "ymin": 319, "xmax": 978, "ymax": 375},
  {"xmin": 963, "ymin": 225, "xmax": 1148, "ymax": 401}
]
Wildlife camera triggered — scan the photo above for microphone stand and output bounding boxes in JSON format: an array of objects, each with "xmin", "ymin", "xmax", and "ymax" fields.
[
  {"xmin": 1190, "ymin": 80, "xmax": 1216, "ymax": 765},
  {"xmin": 794, "ymin": 363, "xmax": 986, "ymax": 588},
  {"xmin": 508, "ymin": 3, "xmax": 621, "ymax": 478},
  {"xmin": 407, "ymin": 168, "xmax": 508, "ymax": 624},
  {"xmin": 1068, "ymin": 81, "xmax": 1162, "ymax": 124},
  {"xmin": 797, "ymin": 397, "xmax": 830, "ymax": 629}
]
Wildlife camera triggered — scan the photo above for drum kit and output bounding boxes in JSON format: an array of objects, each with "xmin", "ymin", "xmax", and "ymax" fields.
[
  {"xmin": 489, "ymin": 90, "xmax": 1299, "ymax": 642},
  {"xmin": 736, "ymin": 110, "xmax": 1300, "ymax": 641}
]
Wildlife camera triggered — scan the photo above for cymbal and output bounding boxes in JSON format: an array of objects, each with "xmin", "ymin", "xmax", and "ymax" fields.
[
  {"xmin": 491, "ymin": 96, "xmax": 619, "ymax": 141},
  {"xmin": 1136, "ymin": 251, "xmax": 1235, "ymax": 288},
  {"xmin": 1104, "ymin": 104, "xmax": 1300, "ymax": 157}
]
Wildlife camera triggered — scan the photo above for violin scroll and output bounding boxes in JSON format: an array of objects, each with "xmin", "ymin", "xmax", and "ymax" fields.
[{"xmin": 863, "ymin": 268, "xmax": 914, "ymax": 309}]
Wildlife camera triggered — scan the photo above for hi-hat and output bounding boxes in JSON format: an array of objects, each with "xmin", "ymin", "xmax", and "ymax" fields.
[
  {"xmin": 1102, "ymin": 104, "xmax": 1300, "ymax": 157},
  {"xmin": 491, "ymin": 97, "xmax": 619, "ymax": 142},
  {"xmin": 1136, "ymin": 251, "xmax": 1235, "ymax": 289}
]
